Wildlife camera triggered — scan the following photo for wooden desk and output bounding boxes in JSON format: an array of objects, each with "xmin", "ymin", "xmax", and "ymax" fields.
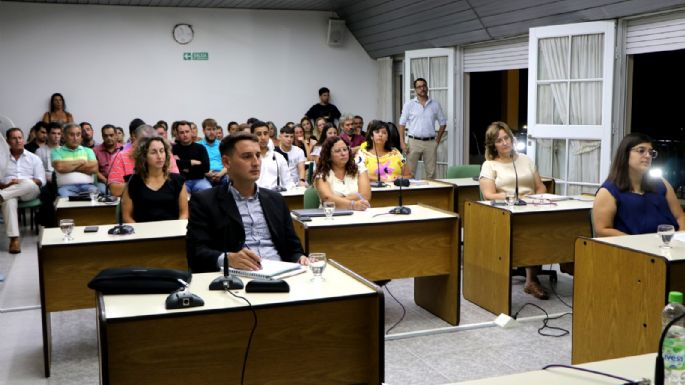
[
  {"xmin": 281, "ymin": 180, "xmax": 455, "ymax": 211},
  {"xmin": 292, "ymin": 204, "xmax": 460, "ymax": 325},
  {"xmin": 463, "ymin": 199, "xmax": 592, "ymax": 316},
  {"xmin": 38, "ymin": 219, "xmax": 188, "ymax": 377},
  {"xmin": 573, "ymin": 233, "xmax": 685, "ymax": 364},
  {"xmin": 97, "ymin": 261, "xmax": 383, "ymax": 385},
  {"xmin": 450, "ymin": 353, "xmax": 655, "ymax": 385},
  {"xmin": 54, "ymin": 197, "xmax": 118, "ymax": 226}
]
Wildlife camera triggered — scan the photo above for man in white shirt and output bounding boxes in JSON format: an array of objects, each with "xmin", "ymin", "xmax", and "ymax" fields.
[
  {"xmin": 35, "ymin": 122, "xmax": 62, "ymax": 183},
  {"xmin": 398, "ymin": 77, "xmax": 447, "ymax": 179},
  {"xmin": 251, "ymin": 121, "xmax": 293, "ymax": 191},
  {"xmin": 277, "ymin": 126, "xmax": 306, "ymax": 187},
  {"xmin": 1, "ymin": 128, "xmax": 45, "ymax": 253}
]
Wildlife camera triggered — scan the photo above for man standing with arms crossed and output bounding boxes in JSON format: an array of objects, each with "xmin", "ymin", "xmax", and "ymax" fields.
[{"xmin": 398, "ymin": 78, "xmax": 447, "ymax": 179}]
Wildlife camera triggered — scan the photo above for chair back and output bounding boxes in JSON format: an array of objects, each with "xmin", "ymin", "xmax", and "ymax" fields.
[
  {"xmin": 447, "ymin": 164, "xmax": 481, "ymax": 178},
  {"xmin": 303, "ymin": 186, "xmax": 320, "ymax": 209}
]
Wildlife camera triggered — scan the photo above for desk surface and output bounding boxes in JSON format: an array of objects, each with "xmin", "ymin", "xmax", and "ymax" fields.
[
  {"xmin": 453, "ymin": 353, "xmax": 655, "ymax": 385},
  {"xmin": 54, "ymin": 196, "xmax": 119, "ymax": 209},
  {"xmin": 590, "ymin": 232, "xmax": 685, "ymax": 262},
  {"xmin": 437, "ymin": 177, "xmax": 479, "ymax": 187},
  {"xmin": 40, "ymin": 219, "xmax": 187, "ymax": 246},
  {"xmin": 293, "ymin": 204, "xmax": 456, "ymax": 227},
  {"xmin": 102, "ymin": 263, "xmax": 376, "ymax": 319},
  {"xmin": 281, "ymin": 180, "xmax": 451, "ymax": 196},
  {"xmin": 473, "ymin": 197, "xmax": 593, "ymax": 214}
]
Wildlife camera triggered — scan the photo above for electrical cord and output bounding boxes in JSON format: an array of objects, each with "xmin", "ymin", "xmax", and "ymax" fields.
[
  {"xmin": 227, "ymin": 289, "xmax": 257, "ymax": 385},
  {"xmin": 512, "ymin": 303, "xmax": 571, "ymax": 337},
  {"xmin": 547, "ymin": 264, "xmax": 573, "ymax": 309},
  {"xmin": 384, "ymin": 284, "xmax": 406, "ymax": 335},
  {"xmin": 542, "ymin": 364, "xmax": 649, "ymax": 384}
]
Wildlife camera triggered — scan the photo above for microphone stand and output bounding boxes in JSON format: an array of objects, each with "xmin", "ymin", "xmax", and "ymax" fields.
[
  {"xmin": 209, "ymin": 252, "xmax": 244, "ymax": 290},
  {"xmin": 510, "ymin": 152, "xmax": 526, "ymax": 206},
  {"xmin": 655, "ymin": 310, "xmax": 685, "ymax": 385},
  {"xmin": 389, "ymin": 154, "xmax": 411, "ymax": 215},
  {"xmin": 371, "ymin": 144, "xmax": 386, "ymax": 188},
  {"xmin": 272, "ymin": 153, "xmax": 287, "ymax": 192},
  {"xmin": 108, "ymin": 182, "xmax": 134, "ymax": 235}
]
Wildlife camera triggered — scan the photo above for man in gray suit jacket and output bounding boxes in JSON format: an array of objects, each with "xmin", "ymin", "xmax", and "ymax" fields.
[{"xmin": 186, "ymin": 131, "xmax": 307, "ymax": 273}]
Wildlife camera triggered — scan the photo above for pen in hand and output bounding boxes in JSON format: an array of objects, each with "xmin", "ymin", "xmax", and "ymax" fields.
[
  {"xmin": 356, "ymin": 192, "xmax": 371, "ymax": 208},
  {"xmin": 242, "ymin": 243, "xmax": 262, "ymax": 270}
]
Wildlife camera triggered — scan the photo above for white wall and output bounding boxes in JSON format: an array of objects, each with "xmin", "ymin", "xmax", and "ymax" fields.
[{"xmin": 0, "ymin": 2, "xmax": 378, "ymax": 140}]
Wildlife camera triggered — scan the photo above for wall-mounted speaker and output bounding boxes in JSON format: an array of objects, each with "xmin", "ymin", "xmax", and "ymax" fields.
[{"xmin": 327, "ymin": 19, "xmax": 346, "ymax": 46}]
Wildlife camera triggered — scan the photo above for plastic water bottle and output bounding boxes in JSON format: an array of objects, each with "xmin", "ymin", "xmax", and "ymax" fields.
[{"xmin": 663, "ymin": 291, "xmax": 685, "ymax": 385}]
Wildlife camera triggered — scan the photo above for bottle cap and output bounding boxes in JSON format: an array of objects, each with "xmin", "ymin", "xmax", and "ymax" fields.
[{"xmin": 669, "ymin": 291, "xmax": 684, "ymax": 304}]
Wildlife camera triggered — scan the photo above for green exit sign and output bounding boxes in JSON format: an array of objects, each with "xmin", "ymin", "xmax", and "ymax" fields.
[{"xmin": 183, "ymin": 52, "xmax": 209, "ymax": 61}]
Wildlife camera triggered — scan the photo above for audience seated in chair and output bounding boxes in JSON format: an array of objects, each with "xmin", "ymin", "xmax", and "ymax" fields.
[
  {"xmin": 51, "ymin": 123, "xmax": 99, "ymax": 197},
  {"xmin": 199, "ymin": 118, "xmax": 228, "ymax": 187},
  {"xmin": 173, "ymin": 121, "xmax": 211, "ymax": 193},
  {"xmin": 251, "ymin": 120, "xmax": 293, "ymax": 191},
  {"xmin": 1, "ymin": 128, "xmax": 45, "ymax": 253},
  {"xmin": 93, "ymin": 124, "xmax": 122, "ymax": 193},
  {"xmin": 277, "ymin": 125, "xmax": 307, "ymax": 187}
]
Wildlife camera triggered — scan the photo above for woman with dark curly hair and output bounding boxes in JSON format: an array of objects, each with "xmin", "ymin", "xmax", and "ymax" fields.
[
  {"xmin": 42, "ymin": 93, "xmax": 74, "ymax": 125},
  {"xmin": 121, "ymin": 136, "xmax": 188, "ymax": 223},
  {"xmin": 314, "ymin": 136, "xmax": 371, "ymax": 210}
]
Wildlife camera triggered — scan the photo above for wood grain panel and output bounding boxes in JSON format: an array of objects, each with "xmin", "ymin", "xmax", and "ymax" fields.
[
  {"xmin": 573, "ymin": 238, "xmax": 667, "ymax": 364},
  {"xmin": 463, "ymin": 202, "xmax": 512, "ymax": 315},
  {"xmin": 511, "ymin": 210, "xmax": 590, "ymax": 267},
  {"xmin": 283, "ymin": 195, "xmax": 303, "ymax": 210},
  {"xmin": 455, "ymin": 185, "xmax": 480, "ymax": 222},
  {"xmin": 372, "ymin": 186, "xmax": 454, "ymax": 212},
  {"xmin": 40, "ymin": 238, "xmax": 186, "ymax": 312},
  {"xmin": 55, "ymin": 206, "xmax": 117, "ymax": 226},
  {"xmin": 103, "ymin": 296, "xmax": 381, "ymax": 385},
  {"xmin": 302, "ymin": 220, "xmax": 456, "ymax": 280}
]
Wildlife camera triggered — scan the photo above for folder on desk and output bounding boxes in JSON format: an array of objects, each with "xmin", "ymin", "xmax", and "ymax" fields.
[{"xmin": 291, "ymin": 208, "xmax": 354, "ymax": 218}]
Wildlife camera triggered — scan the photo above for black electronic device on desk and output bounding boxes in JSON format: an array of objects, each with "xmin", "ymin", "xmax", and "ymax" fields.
[{"xmin": 209, "ymin": 252, "xmax": 244, "ymax": 290}]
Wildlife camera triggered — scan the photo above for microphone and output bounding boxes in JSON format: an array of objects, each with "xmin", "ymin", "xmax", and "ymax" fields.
[
  {"xmin": 510, "ymin": 152, "xmax": 526, "ymax": 206},
  {"xmin": 371, "ymin": 144, "xmax": 386, "ymax": 188},
  {"xmin": 272, "ymin": 153, "xmax": 286, "ymax": 192},
  {"xmin": 209, "ymin": 252, "xmax": 244, "ymax": 290},
  {"xmin": 389, "ymin": 154, "xmax": 411, "ymax": 215},
  {"xmin": 108, "ymin": 182, "xmax": 134, "ymax": 235}
]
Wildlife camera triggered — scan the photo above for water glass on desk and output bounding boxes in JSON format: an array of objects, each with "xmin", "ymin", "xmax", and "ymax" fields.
[
  {"xmin": 308, "ymin": 253, "xmax": 327, "ymax": 281},
  {"xmin": 323, "ymin": 201, "xmax": 335, "ymax": 220},
  {"xmin": 88, "ymin": 186, "xmax": 99, "ymax": 205},
  {"xmin": 505, "ymin": 192, "xmax": 515, "ymax": 207},
  {"xmin": 59, "ymin": 219, "xmax": 74, "ymax": 242},
  {"xmin": 658, "ymin": 224, "xmax": 675, "ymax": 249}
]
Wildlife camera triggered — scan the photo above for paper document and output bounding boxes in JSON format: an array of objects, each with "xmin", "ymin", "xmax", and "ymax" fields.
[{"xmin": 528, "ymin": 193, "xmax": 572, "ymax": 201}]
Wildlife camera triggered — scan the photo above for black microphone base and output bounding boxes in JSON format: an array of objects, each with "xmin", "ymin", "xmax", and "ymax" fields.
[
  {"xmin": 514, "ymin": 199, "xmax": 527, "ymax": 206},
  {"xmin": 389, "ymin": 206, "xmax": 412, "ymax": 215},
  {"xmin": 107, "ymin": 225, "xmax": 134, "ymax": 235},
  {"xmin": 371, "ymin": 181, "xmax": 387, "ymax": 188},
  {"xmin": 209, "ymin": 275, "xmax": 244, "ymax": 290},
  {"xmin": 272, "ymin": 186, "xmax": 287, "ymax": 192}
]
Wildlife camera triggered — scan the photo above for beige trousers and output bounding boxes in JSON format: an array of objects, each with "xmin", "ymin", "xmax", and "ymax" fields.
[
  {"xmin": 1, "ymin": 179, "xmax": 40, "ymax": 238},
  {"xmin": 406, "ymin": 137, "xmax": 438, "ymax": 179}
]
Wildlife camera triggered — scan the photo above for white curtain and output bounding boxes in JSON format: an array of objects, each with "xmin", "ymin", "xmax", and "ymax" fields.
[
  {"xmin": 570, "ymin": 34, "xmax": 603, "ymax": 125},
  {"xmin": 377, "ymin": 57, "xmax": 393, "ymax": 122},
  {"xmin": 537, "ymin": 37, "xmax": 569, "ymax": 125}
]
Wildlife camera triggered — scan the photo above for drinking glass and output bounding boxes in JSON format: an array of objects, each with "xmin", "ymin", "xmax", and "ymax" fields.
[
  {"xmin": 323, "ymin": 201, "xmax": 335, "ymax": 220},
  {"xmin": 308, "ymin": 252, "xmax": 327, "ymax": 281},
  {"xmin": 505, "ymin": 192, "xmax": 515, "ymax": 207},
  {"xmin": 658, "ymin": 224, "xmax": 675, "ymax": 249},
  {"xmin": 88, "ymin": 186, "xmax": 99, "ymax": 205},
  {"xmin": 59, "ymin": 219, "xmax": 75, "ymax": 242}
]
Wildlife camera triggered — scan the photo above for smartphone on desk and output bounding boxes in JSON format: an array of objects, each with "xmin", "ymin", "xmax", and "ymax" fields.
[{"xmin": 84, "ymin": 226, "xmax": 99, "ymax": 233}]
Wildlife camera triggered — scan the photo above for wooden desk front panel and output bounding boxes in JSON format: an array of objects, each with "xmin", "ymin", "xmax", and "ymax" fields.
[
  {"xmin": 40, "ymin": 238, "xmax": 186, "ymax": 312},
  {"xmin": 283, "ymin": 195, "xmax": 303, "ymax": 210},
  {"xmin": 456, "ymin": 185, "xmax": 480, "ymax": 219},
  {"xmin": 296, "ymin": 219, "xmax": 456, "ymax": 281},
  {"xmin": 372, "ymin": 187, "xmax": 454, "ymax": 212},
  {"xmin": 101, "ymin": 296, "xmax": 382, "ymax": 385},
  {"xmin": 511, "ymin": 210, "xmax": 591, "ymax": 267},
  {"xmin": 573, "ymin": 238, "xmax": 669, "ymax": 364},
  {"xmin": 55, "ymin": 206, "xmax": 117, "ymax": 226}
]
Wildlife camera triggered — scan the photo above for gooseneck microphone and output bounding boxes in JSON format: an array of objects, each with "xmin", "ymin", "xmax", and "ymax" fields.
[
  {"xmin": 108, "ymin": 182, "xmax": 134, "ymax": 235},
  {"xmin": 371, "ymin": 144, "xmax": 386, "ymax": 188},
  {"xmin": 272, "ymin": 153, "xmax": 286, "ymax": 192},
  {"xmin": 209, "ymin": 252, "xmax": 244, "ymax": 290},
  {"xmin": 389, "ymin": 154, "xmax": 411, "ymax": 215},
  {"xmin": 510, "ymin": 152, "xmax": 526, "ymax": 206}
]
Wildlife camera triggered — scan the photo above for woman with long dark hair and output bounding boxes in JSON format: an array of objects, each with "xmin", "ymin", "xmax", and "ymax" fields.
[
  {"xmin": 42, "ymin": 93, "xmax": 74, "ymax": 124},
  {"xmin": 594, "ymin": 132, "xmax": 684, "ymax": 236},
  {"xmin": 359, "ymin": 120, "xmax": 412, "ymax": 183},
  {"xmin": 314, "ymin": 136, "xmax": 371, "ymax": 210}
]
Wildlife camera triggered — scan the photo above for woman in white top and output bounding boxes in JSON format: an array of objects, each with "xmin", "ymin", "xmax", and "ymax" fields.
[
  {"xmin": 314, "ymin": 136, "xmax": 371, "ymax": 210},
  {"xmin": 479, "ymin": 121, "xmax": 548, "ymax": 300},
  {"xmin": 309, "ymin": 123, "xmax": 338, "ymax": 162}
]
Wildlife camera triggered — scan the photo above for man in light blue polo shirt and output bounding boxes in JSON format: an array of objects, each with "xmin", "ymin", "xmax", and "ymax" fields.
[
  {"xmin": 398, "ymin": 77, "xmax": 447, "ymax": 179},
  {"xmin": 200, "ymin": 118, "xmax": 227, "ymax": 186}
]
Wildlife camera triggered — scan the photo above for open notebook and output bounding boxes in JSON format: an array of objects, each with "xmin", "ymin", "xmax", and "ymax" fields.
[
  {"xmin": 527, "ymin": 193, "xmax": 572, "ymax": 202},
  {"xmin": 229, "ymin": 259, "xmax": 305, "ymax": 280}
]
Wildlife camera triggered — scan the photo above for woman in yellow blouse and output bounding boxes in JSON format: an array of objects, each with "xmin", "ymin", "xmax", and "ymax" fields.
[{"xmin": 358, "ymin": 120, "xmax": 412, "ymax": 183}]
